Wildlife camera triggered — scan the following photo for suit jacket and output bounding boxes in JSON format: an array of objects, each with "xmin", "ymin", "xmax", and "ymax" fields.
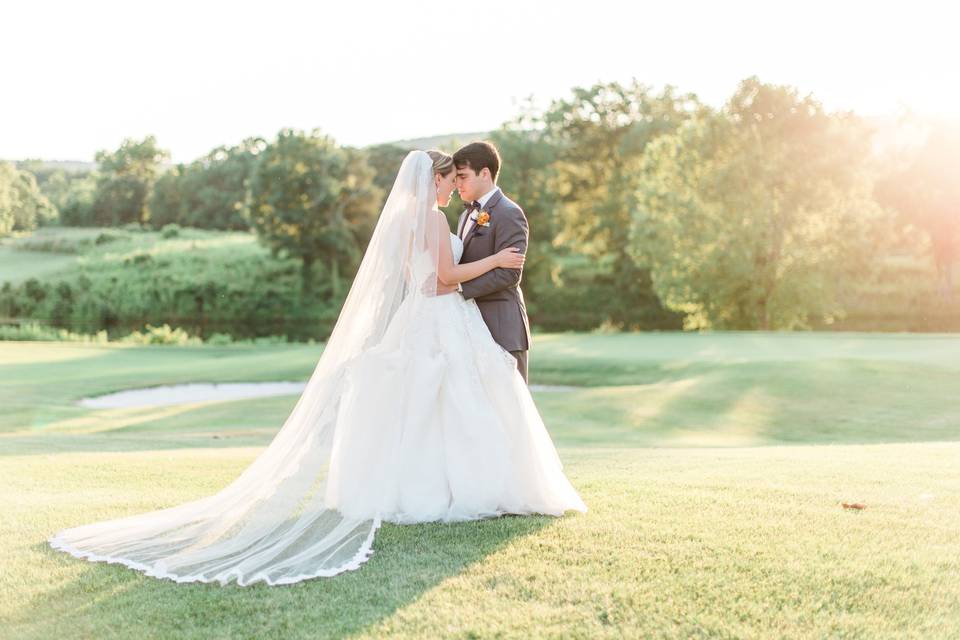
[{"xmin": 457, "ymin": 187, "xmax": 532, "ymax": 352}]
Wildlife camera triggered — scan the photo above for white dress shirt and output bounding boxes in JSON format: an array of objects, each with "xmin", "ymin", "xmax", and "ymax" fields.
[{"xmin": 460, "ymin": 186, "xmax": 500, "ymax": 240}]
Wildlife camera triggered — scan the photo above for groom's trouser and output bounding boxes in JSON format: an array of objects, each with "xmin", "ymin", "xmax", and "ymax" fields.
[{"xmin": 509, "ymin": 350, "xmax": 528, "ymax": 384}]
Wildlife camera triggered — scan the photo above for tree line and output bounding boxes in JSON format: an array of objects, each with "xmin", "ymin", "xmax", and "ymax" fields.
[{"xmin": 2, "ymin": 75, "xmax": 958, "ymax": 334}]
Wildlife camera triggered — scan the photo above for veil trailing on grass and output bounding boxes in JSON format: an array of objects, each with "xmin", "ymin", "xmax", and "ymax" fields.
[{"xmin": 48, "ymin": 150, "xmax": 445, "ymax": 585}]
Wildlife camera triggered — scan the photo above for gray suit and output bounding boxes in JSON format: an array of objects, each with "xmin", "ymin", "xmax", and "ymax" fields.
[{"xmin": 457, "ymin": 188, "xmax": 532, "ymax": 382}]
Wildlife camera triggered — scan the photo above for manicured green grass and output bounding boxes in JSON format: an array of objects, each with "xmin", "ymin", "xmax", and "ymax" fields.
[
  {"xmin": 0, "ymin": 247, "xmax": 77, "ymax": 284},
  {"xmin": 1, "ymin": 333, "xmax": 959, "ymax": 638}
]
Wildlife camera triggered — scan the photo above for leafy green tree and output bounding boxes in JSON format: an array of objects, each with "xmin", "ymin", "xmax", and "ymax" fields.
[
  {"xmin": 247, "ymin": 129, "xmax": 381, "ymax": 297},
  {"xmin": 149, "ymin": 166, "xmax": 186, "ymax": 228},
  {"xmin": 58, "ymin": 174, "xmax": 98, "ymax": 226},
  {"xmin": 180, "ymin": 138, "xmax": 266, "ymax": 230},
  {"xmin": 148, "ymin": 138, "xmax": 272, "ymax": 231},
  {"xmin": 34, "ymin": 170, "xmax": 70, "ymax": 224},
  {"xmin": 538, "ymin": 81, "xmax": 705, "ymax": 328},
  {"xmin": 15, "ymin": 161, "xmax": 97, "ymax": 227},
  {"xmin": 634, "ymin": 77, "xmax": 888, "ymax": 329},
  {"xmin": 875, "ymin": 121, "xmax": 960, "ymax": 298},
  {"xmin": 0, "ymin": 162, "xmax": 55, "ymax": 235},
  {"xmin": 491, "ymin": 104, "xmax": 560, "ymax": 314},
  {"xmin": 364, "ymin": 143, "xmax": 413, "ymax": 203},
  {"xmin": 93, "ymin": 136, "xmax": 169, "ymax": 226}
]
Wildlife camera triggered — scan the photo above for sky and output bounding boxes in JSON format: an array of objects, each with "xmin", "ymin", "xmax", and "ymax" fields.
[{"xmin": 2, "ymin": 0, "xmax": 957, "ymax": 163}]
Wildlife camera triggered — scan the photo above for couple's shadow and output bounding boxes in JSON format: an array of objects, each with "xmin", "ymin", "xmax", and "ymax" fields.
[{"xmin": 24, "ymin": 512, "xmax": 558, "ymax": 638}]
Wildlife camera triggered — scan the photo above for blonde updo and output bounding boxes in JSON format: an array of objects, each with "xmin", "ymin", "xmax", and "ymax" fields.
[{"xmin": 427, "ymin": 150, "xmax": 454, "ymax": 177}]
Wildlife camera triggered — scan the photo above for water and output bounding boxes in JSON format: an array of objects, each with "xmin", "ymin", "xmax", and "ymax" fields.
[{"xmin": 79, "ymin": 381, "xmax": 577, "ymax": 409}]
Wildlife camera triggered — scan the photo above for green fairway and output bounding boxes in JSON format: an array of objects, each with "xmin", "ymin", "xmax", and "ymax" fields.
[
  {"xmin": 1, "ymin": 333, "xmax": 959, "ymax": 638},
  {"xmin": 0, "ymin": 247, "xmax": 77, "ymax": 284}
]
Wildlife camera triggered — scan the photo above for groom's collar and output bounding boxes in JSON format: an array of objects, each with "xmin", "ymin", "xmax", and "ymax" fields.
[
  {"xmin": 478, "ymin": 186, "xmax": 502, "ymax": 210},
  {"xmin": 477, "ymin": 186, "xmax": 500, "ymax": 209}
]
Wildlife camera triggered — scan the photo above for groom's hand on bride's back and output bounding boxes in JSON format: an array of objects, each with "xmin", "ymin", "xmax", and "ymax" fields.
[{"xmin": 434, "ymin": 279, "xmax": 459, "ymax": 295}]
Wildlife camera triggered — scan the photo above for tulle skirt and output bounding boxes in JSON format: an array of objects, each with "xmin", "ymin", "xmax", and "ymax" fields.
[{"xmin": 324, "ymin": 292, "xmax": 587, "ymax": 524}]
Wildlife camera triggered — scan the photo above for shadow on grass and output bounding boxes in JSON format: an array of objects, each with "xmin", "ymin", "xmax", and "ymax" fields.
[
  {"xmin": 19, "ymin": 513, "xmax": 559, "ymax": 638},
  {"xmin": 5, "ymin": 357, "xmax": 960, "ymax": 459},
  {"xmin": 542, "ymin": 359, "xmax": 960, "ymax": 448}
]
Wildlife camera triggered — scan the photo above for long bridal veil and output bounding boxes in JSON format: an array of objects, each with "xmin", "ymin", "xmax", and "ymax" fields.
[{"xmin": 49, "ymin": 150, "xmax": 445, "ymax": 585}]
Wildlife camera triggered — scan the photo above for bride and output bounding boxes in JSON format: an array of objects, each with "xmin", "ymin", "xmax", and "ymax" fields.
[{"xmin": 48, "ymin": 150, "xmax": 587, "ymax": 586}]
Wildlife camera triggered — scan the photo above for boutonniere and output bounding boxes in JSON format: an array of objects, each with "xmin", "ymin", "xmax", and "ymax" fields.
[{"xmin": 476, "ymin": 211, "xmax": 491, "ymax": 227}]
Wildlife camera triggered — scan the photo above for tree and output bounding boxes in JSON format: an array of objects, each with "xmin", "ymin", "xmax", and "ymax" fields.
[
  {"xmin": 148, "ymin": 139, "xmax": 265, "ymax": 231},
  {"xmin": 149, "ymin": 165, "xmax": 186, "ymax": 229},
  {"xmin": 58, "ymin": 174, "xmax": 98, "ymax": 226},
  {"xmin": 538, "ymin": 81, "xmax": 706, "ymax": 328},
  {"xmin": 364, "ymin": 143, "xmax": 414, "ymax": 204},
  {"xmin": 180, "ymin": 138, "xmax": 266, "ymax": 230},
  {"xmin": 875, "ymin": 121, "xmax": 960, "ymax": 298},
  {"xmin": 490, "ymin": 103, "xmax": 560, "ymax": 313},
  {"xmin": 16, "ymin": 161, "xmax": 97, "ymax": 227},
  {"xmin": 633, "ymin": 77, "xmax": 888, "ymax": 330},
  {"xmin": 93, "ymin": 136, "xmax": 169, "ymax": 226},
  {"xmin": 0, "ymin": 163, "xmax": 55, "ymax": 235},
  {"xmin": 247, "ymin": 129, "xmax": 381, "ymax": 297}
]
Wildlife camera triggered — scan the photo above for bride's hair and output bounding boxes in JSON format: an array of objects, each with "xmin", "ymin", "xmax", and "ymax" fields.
[{"xmin": 427, "ymin": 150, "xmax": 454, "ymax": 176}]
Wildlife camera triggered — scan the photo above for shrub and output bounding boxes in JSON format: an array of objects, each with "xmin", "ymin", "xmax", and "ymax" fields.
[
  {"xmin": 0, "ymin": 322, "xmax": 109, "ymax": 343},
  {"xmin": 120, "ymin": 323, "xmax": 201, "ymax": 345},
  {"xmin": 161, "ymin": 223, "xmax": 181, "ymax": 239}
]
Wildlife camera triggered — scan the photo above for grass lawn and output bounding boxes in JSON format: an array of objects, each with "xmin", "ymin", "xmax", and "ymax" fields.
[
  {"xmin": 1, "ymin": 332, "xmax": 959, "ymax": 638},
  {"xmin": 0, "ymin": 246, "xmax": 78, "ymax": 284}
]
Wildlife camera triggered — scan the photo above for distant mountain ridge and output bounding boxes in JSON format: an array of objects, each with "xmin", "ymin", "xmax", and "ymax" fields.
[
  {"xmin": 377, "ymin": 131, "xmax": 492, "ymax": 152},
  {"xmin": 8, "ymin": 159, "xmax": 99, "ymax": 173}
]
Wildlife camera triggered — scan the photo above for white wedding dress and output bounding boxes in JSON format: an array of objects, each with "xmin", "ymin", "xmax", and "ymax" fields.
[
  {"xmin": 325, "ymin": 232, "xmax": 587, "ymax": 524},
  {"xmin": 48, "ymin": 151, "xmax": 586, "ymax": 586}
]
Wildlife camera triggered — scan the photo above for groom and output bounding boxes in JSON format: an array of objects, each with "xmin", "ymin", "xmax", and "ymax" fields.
[{"xmin": 442, "ymin": 141, "xmax": 532, "ymax": 383}]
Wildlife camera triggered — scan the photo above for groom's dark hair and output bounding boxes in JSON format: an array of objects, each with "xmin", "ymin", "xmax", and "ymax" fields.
[{"xmin": 453, "ymin": 141, "xmax": 501, "ymax": 182}]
